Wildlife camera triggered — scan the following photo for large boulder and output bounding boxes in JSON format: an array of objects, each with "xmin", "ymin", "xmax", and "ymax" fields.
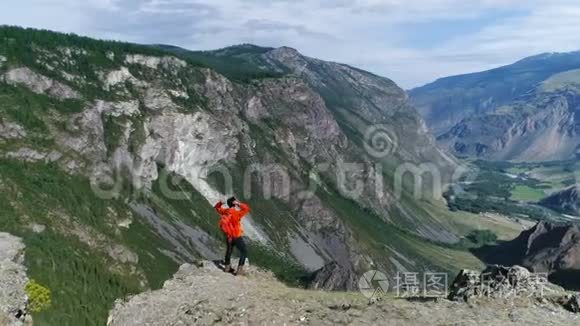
[
  {"xmin": 563, "ymin": 294, "xmax": 580, "ymax": 313},
  {"xmin": 448, "ymin": 265, "xmax": 561, "ymax": 302},
  {"xmin": 307, "ymin": 262, "xmax": 358, "ymax": 291},
  {"xmin": 477, "ymin": 221, "xmax": 580, "ymax": 291}
]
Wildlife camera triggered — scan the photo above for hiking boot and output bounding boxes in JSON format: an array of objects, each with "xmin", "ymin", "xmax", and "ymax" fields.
[
  {"xmin": 223, "ymin": 264, "xmax": 234, "ymax": 273},
  {"xmin": 236, "ymin": 265, "xmax": 246, "ymax": 276}
]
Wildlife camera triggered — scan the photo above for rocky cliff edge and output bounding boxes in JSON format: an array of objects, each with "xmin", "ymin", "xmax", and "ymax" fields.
[{"xmin": 107, "ymin": 261, "xmax": 580, "ymax": 326}]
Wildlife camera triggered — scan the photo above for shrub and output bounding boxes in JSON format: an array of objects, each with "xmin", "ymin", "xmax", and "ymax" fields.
[
  {"xmin": 25, "ymin": 279, "xmax": 51, "ymax": 313},
  {"xmin": 466, "ymin": 230, "xmax": 498, "ymax": 246}
]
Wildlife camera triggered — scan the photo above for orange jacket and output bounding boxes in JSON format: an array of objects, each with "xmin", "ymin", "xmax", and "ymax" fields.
[{"xmin": 214, "ymin": 201, "xmax": 250, "ymax": 240}]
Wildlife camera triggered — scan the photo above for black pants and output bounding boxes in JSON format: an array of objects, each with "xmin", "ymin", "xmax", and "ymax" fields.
[{"xmin": 224, "ymin": 236, "xmax": 247, "ymax": 266}]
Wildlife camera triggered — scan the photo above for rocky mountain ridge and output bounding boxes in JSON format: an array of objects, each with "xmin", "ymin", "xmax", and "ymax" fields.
[
  {"xmin": 477, "ymin": 221, "xmax": 580, "ymax": 290},
  {"xmin": 540, "ymin": 186, "xmax": 580, "ymax": 216},
  {"xmin": 436, "ymin": 85, "xmax": 579, "ymax": 161},
  {"xmin": 106, "ymin": 260, "xmax": 580, "ymax": 325},
  {"xmin": 410, "ymin": 51, "xmax": 580, "ymax": 161}
]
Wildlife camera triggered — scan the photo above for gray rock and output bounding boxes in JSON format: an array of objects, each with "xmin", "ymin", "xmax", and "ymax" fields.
[
  {"xmin": 0, "ymin": 233, "xmax": 31, "ymax": 325},
  {"xmin": 0, "ymin": 121, "xmax": 27, "ymax": 139},
  {"xmin": 57, "ymin": 103, "xmax": 107, "ymax": 161},
  {"xmin": 3, "ymin": 148, "xmax": 62, "ymax": 162},
  {"xmin": 564, "ymin": 294, "xmax": 580, "ymax": 313},
  {"xmin": 29, "ymin": 224, "xmax": 46, "ymax": 234},
  {"xmin": 143, "ymin": 87, "xmax": 179, "ymax": 111},
  {"xmin": 124, "ymin": 54, "xmax": 186, "ymax": 70},
  {"xmin": 308, "ymin": 261, "xmax": 358, "ymax": 291},
  {"xmin": 108, "ymin": 261, "xmax": 580, "ymax": 326},
  {"xmin": 484, "ymin": 221, "xmax": 580, "ymax": 291},
  {"xmin": 448, "ymin": 265, "xmax": 561, "ymax": 302},
  {"xmin": 100, "ymin": 67, "xmax": 139, "ymax": 91},
  {"xmin": 3, "ymin": 67, "xmax": 80, "ymax": 99}
]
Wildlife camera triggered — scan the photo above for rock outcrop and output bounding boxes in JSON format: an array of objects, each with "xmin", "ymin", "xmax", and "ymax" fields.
[
  {"xmin": 448, "ymin": 265, "xmax": 562, "ymax": 302},
  {"xmin": 0, "ymin": 121, "xmax": 26, "ymax": 140},
  {"xmin": 3, "ymin": 67, "xmax": 81, "ymax": 99},
  {"xmin": 107, "ymin": 261, "xmax": 580, "ymax": 326},
  {"xmin": 0, "ymin": 233, "xmax": 30, "ymax": 326},
  {"xmin": 476, "ymin": 222, "xmax": 580, "ymax": 290},
  {"xmin": 307, "ymin": 262, "xmax": 358, "ymax": 291}
]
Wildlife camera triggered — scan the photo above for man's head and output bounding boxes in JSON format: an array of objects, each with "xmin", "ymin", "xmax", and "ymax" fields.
[{"xmin": 227, "ymin": 196, "xmax": 237, "ymax": 208}]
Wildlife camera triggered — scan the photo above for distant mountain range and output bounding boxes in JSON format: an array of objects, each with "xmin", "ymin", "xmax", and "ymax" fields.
[{"xmin": 410, "ymin": 52, "xmax": 580, "ymax": 162}]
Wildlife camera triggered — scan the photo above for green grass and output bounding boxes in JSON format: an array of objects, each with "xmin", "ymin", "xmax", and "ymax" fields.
[
  {"xmin": 446, "ymin": 160, "xmax": 574, "ymax": 221},
  {"xmin": 414, "ymin": 199, "xmax": 525, "ymax": 241},
  {"xmin": 23, "ymin": 230, "xmax": 140, "ymax": 326},
  {"xmin": 505, "ymin": 161, "xmax": 577, "ymax": 193},
  {"xmin": 0, "ymin": 82, "xmax": 90, "ymax": 153},
  {"xmin": 0, "ymin": 159, "xmax": 185, "ymax": 325},
  {"xmin": 119, "ymin": 217, "xmax": 179, "ymax": 289},
  {"xmin": 540, "ymin": 69, "xmax": 580, "ymax": 92},
  {"xmin": 510, "ymin": 185, "xmax": 546, "ymax": 202},
  {"xmin": 0, "ymin": 84, "xmax": 50, "ymax": 133},
  {"xmin": 247, "ymin": 242, "xmax": 311, "ymax": 287},
  {"xmin": 0, "ymin": 159, "xmax": 139, "ymax": 325}
]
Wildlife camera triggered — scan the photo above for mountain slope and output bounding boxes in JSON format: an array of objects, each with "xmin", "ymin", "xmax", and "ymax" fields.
[
  {"xmin": 0, "ymin": 26, "xmax": 495, "ymax": 324},
  {"xmin": 410, "ymin": 51, "xmax": 580, "ymax": 135},
  {"xmin": 437, "ymin": 84, "xmax": 579, "ymax": 161},
  {"xmin": 409, "ymin": 51, "xmax": 580, "ymax": 161},
  {"xmin": 476, "ymin": 221, "xmax": 580, "ymax": 291},
  {"xmin": 539, "ymin": 186, "xmax": 580, "ymax": 216},
  {"xmin": 162, "ymin": 44, "xmax": 456, "ymax": 169}
]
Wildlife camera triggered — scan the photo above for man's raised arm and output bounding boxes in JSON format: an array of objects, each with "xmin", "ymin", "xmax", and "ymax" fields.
[
  {"xmin": 238, "ymin": 202, "xmax": 250, "ymax": 216},
  {"xmin": 231, "ymin": 202, "xmax": 250, "ymax": 221},
  {"xmin": 214, "ymin": 201, "xmax": 227, "ymax": 214}
]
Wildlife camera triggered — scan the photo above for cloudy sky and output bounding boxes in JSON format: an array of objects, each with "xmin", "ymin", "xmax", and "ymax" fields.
[{"xmin": 1, "ymin": 0, "xmax": 580, "ymax": 88}]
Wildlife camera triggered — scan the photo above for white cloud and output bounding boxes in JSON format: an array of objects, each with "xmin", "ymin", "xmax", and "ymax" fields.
[
  {"xmin": 406, "ymin": 1, "xmax": 580, "ymax": 86},
  {"xmin": 1, "ymin": 0, "xmax": 580, "ymax": 87}
]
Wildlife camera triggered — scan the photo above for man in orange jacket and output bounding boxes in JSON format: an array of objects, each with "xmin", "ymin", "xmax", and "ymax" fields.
[{"xmin": 214, "ymin": 196, "xmax": 250, "ymax": 275}]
